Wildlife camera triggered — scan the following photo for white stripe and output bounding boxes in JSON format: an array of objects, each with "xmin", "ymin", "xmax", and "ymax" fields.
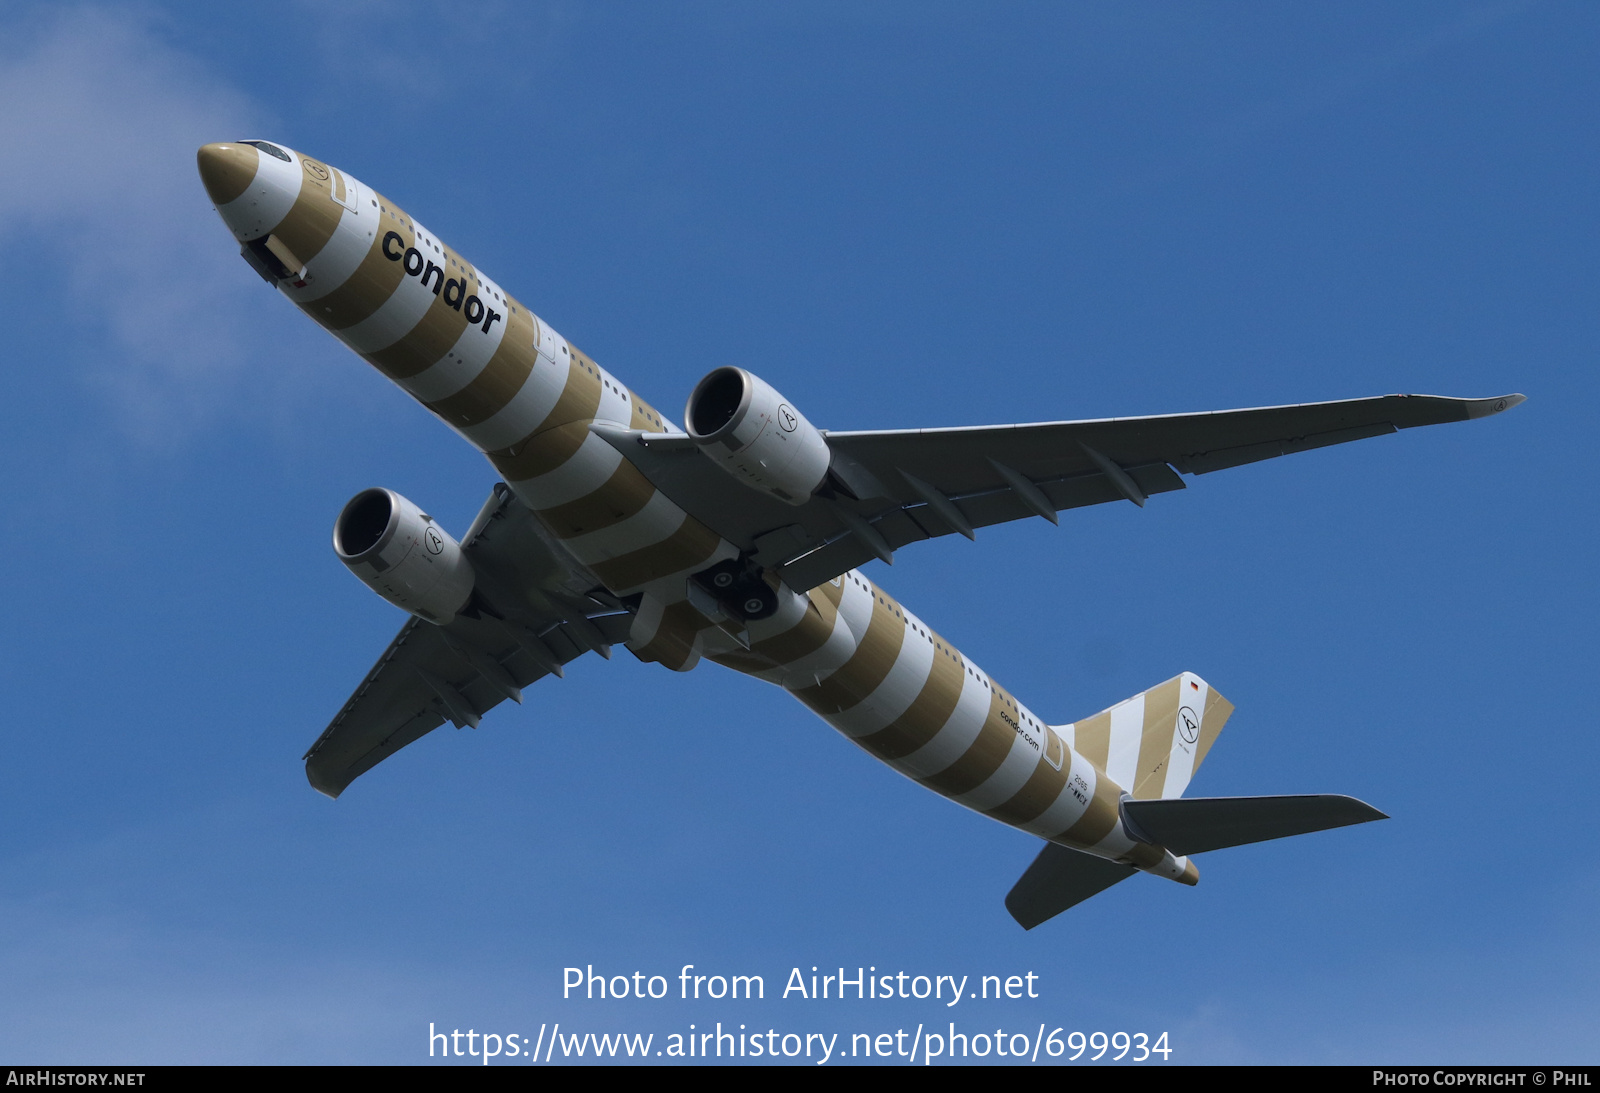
[
  {"xmin": 774, "ymin": 577, "xmax": 873, "ymax": 685},
  {"xmin": 399, "ymin": 280, "xmax": 514, "ymax": 402},
  {"xmin": 894, "ymin": 664, "xmax": 991, "ymax": 778},
  {"xmin": 823, "ymin": 576, "xmax": 880, "ymax": 667},
  {"xmin": 461, "ymin": 353, "xmax": 584, "ymax": 451},
  {"xmin": 627, "ymin": 592, "xmax": 667, "ymax": 647},
  {"xmin": 595, "ymin": 369, "xmax": 632, "ymax": 428},
  {"xmin": 1028, "ymin": 748, "xmax": 1097, "ymax": 840},
  {"xmin": 955, "ymin": 730, "xmax": 1041, "ymax": 812},
  {"xmin": 831, "ymin": 615, "xmax": 934, "ymax": 737},
  {"xmin": 1104, "ymin": 692, "xmax": 1145, "ymax": 796},
  {"xmin": 507, "ymin": 428, "xmax": 620, "ymax": 508},
  {"xmin": 837, "ymin": 574, "xmax": 887, "ymax": 644},
  {"xmin": 334, "ymin": 234, "xmax": 443, "ymax": 354},
  {"xmin": 402, "ymin": 323, "xmax": 504, "ymax": 402},
  {"xmin": 561, "ymin": 492, "xmax": 686, "ymax": 563},
  {"xmin": 1084, "ymin": 824, "xmax": 1137, "ymax": 860},
  {"xmin": 287, "ymin": 184, "xmax": 375, "ymax": 305},
  {"xmin": 742, "ymin": 581, "xmax": 815, "ymax": 646},
  {"xmin": 766, "ymin": 605, "xmax": 850, "ymax": 688},
  {"xmin": 474, "ymin": 270, "xmax": 510, "ymax": 316},
  {"xmin": 1159, "ymin": 674, "xmax": 1209, "ymax": 799},
  {"xmin": 216, "ymin": 146, "xmax": 302, "ymax": 242}
]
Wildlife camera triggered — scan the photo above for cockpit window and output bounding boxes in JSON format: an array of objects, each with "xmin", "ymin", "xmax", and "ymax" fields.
[{"xmin": 239, "ymin": 140, "xmax": 291, "ymax": 162}]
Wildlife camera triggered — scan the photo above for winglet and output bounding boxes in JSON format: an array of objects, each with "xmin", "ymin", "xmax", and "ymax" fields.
[{"xmin": 1463, "ymin": 393, "xmax": 1526, "ymax": 420}]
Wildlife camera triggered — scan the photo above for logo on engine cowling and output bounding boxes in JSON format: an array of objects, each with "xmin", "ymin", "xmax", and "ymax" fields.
[
  {"xmin": 777, "ymin": 404, "xmax": 798, "ymax": 433},
  {"xmin": 424, "ymin": 527, "xmax": 445, "ymax": 555}
]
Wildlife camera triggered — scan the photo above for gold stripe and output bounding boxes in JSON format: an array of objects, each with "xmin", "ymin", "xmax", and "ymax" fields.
[
  {"xmin": 709, "ymin": 648, "xmax": 772, "ymax": 673},
  {"xmin": 1123, "ymin": 843, "xmax": 1165, "ymax": 869},
  {"xmin": 814, "ymin": 577, "xmax": 846, "ymax": 609},
  {"xmin": 424, "ymin": 312, "xmax": 535, "ymax": 427},
  {"xmin": 487, "ymin": 367, "xmax": 602, "ymax": 481},
  {"xmin": 985, "ymin": 752, "xmax": 1068, "ymax": 827},
  {"xmin": 792, "ymin": 593, "xmax": 905, "ymax": 717},
  {"xmin": 589, "ymin": 518, "xmax": 722, "ymax": 592},
  {"xmin": 853, "ymin": 634, "xmax": 966, "ymax": 760},
  {"xmin": 363, "ymin": 245, "xmax": 479, "ymax": 380},
  {"xmin": 1073, "ymin": 709, "xmax": 1113, "ymax": 773},
  {"xmin": 919, "ymin": 688, "xmax": 1011, "ymax": 796},
  {"xmin": 1131, "ymin": 677, "xmax": 1179, "ymax": 798},
  {"xmin": 488, "ymin": 419, "xmax": 589, "ymax": 485},
  {"xmin": 537, "ymin": 460, "xmax": 657, "ymax": 539},
  {"xmin": 629, "ymin": 391, "xmax": 668, "ymax": 432},
  {"xmin": 1132, "ymin": 678, "xmax": 1183, "ymax": 798},
  {"xmin": 1054, "ymin": 764, "xmax": 1121, "ymax": 846},
  {"xmin": 745, "ymin": 585, "xmax": 839, "ymax": 666},
  {"xmin": 571, "ymin": 345, "xmax": 601, "ymax": 375},
  {"xmin": 1192, "ymin": 687, "xmax": 1233, "ymax": 773},
  {"xmin": 265, "ymin": 164, "xmax": 343, "ymax": 272},
  {"xmin": 307, "ymin": 192, "xmax": 410, "ymax": 331}
]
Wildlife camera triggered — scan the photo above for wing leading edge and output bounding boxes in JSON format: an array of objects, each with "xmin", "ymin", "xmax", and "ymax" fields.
[{"xmin": 595, "ymin": 392, "xmax": 1524, "ymax": 590}]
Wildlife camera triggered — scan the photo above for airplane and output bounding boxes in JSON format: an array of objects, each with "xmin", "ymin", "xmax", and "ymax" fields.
[{"xmin": 197, "ymin": 138, "xmax": 1522, "ymax": 929}]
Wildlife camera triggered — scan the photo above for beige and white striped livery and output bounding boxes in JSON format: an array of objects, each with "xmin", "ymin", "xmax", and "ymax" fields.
[{"xmin": 200, "ymin": 140, "xmax": 1519, "ymax": 927}]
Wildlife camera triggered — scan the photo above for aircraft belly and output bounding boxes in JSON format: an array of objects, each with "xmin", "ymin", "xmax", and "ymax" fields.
[
  {"xmin": 954, "ymin": 729, "xmax": 1048, "ymax": 813},
  {"xmin": 827, "ymin": 610, "xmax": 935, "ymax": 738},
  {"xmin": 893, "ymin": 664, "xmax": 992, "ymax": 777},
  {"xmin": 705, "ymin": 566, "xmax": 1148, "ymax": 856},
  {"xmin": 393, "ymin": 288, "xmax": 508, "ymax": 401}
]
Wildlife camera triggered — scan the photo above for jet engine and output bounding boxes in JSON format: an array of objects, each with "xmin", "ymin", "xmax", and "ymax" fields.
[
  {"xmin": 684, "ymin": 367, "xmax": 831, "ymax": 505},
  {"xmin": 333, "ymin": 488, "xmax": 475, "ymax": 624}
]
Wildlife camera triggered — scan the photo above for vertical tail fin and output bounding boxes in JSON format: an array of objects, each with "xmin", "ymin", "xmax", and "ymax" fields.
[{"xmin": 1053, "ymin": 672, "xmax": 1233, "ymax": 799}]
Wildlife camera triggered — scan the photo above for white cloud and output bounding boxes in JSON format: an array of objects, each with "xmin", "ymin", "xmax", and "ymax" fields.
[{"xmin": 0, "ymin": 8, "xmax": 327, "ymax": 444}]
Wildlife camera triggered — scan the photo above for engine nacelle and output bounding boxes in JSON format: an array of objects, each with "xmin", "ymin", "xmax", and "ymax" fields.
[
  {"xmin": 684, "ymin": 367, "xmax": 831, "ymax": 505},
  {"xmin": 333, "ymin": 488, "xmax": 475, "ymax": 624}
]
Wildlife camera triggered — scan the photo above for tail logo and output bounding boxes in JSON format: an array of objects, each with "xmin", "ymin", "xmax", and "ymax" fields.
[{"xmin": 1178, "ymin": 706, "xmax": 1200, "ymax": 745}]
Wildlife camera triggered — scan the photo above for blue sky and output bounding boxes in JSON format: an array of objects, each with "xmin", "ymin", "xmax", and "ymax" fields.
[{"xmin": 0, "ymin": 0, "xmax": 1593, "ymax": 1065}]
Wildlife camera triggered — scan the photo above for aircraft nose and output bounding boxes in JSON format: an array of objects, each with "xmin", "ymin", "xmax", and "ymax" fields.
[{"xmin": 196, "ymin": 142, "xmax": 258, "ymax": 206}]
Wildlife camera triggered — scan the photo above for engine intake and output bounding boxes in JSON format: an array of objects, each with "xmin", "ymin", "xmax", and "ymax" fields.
[
  {"xmin": 334, "ymin": 488, "xmax": 475, "ymax": 624},
  {"xmin": 685, "ymin": 367, "xmax": 830, "ymax": 505}
]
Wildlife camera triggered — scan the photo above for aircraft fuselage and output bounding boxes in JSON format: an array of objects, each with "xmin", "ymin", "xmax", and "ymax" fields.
[{"xmin": 199, "ymin": 139, "xmax": 1217, "ymax": 887}]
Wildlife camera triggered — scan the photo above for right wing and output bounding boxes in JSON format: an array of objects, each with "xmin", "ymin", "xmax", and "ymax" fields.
[
  {"xmin": 303, "ymin": 486, "xmax": 634, "ymax": 798},
  {"xmin": 596, "ymin": 392, "xmax": 1524, "ymax": 591}
]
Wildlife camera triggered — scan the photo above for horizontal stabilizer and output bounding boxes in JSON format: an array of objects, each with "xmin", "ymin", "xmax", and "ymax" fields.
[
  {"xmin": 1121, "ymin": 794, "xmax": 1387, "ymax": 855},
  {"xmin": 1005, "ymin": 843, "xmax": 1137, "ymax": 930}
]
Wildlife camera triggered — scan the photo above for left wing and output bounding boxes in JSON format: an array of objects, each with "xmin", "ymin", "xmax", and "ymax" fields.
[
  {"xmin": 303, "ymin": 486, "xmax": 633, "ymax": 797},
  {"xmin": 595, "ymin": 392, "xmax": 1522, "ymax": 590}
]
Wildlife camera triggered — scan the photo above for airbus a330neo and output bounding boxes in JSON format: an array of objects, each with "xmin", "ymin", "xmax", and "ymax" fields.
[{"xmin": 199, "ymin": 140, "xmax": 1520, "ymax": 927}]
